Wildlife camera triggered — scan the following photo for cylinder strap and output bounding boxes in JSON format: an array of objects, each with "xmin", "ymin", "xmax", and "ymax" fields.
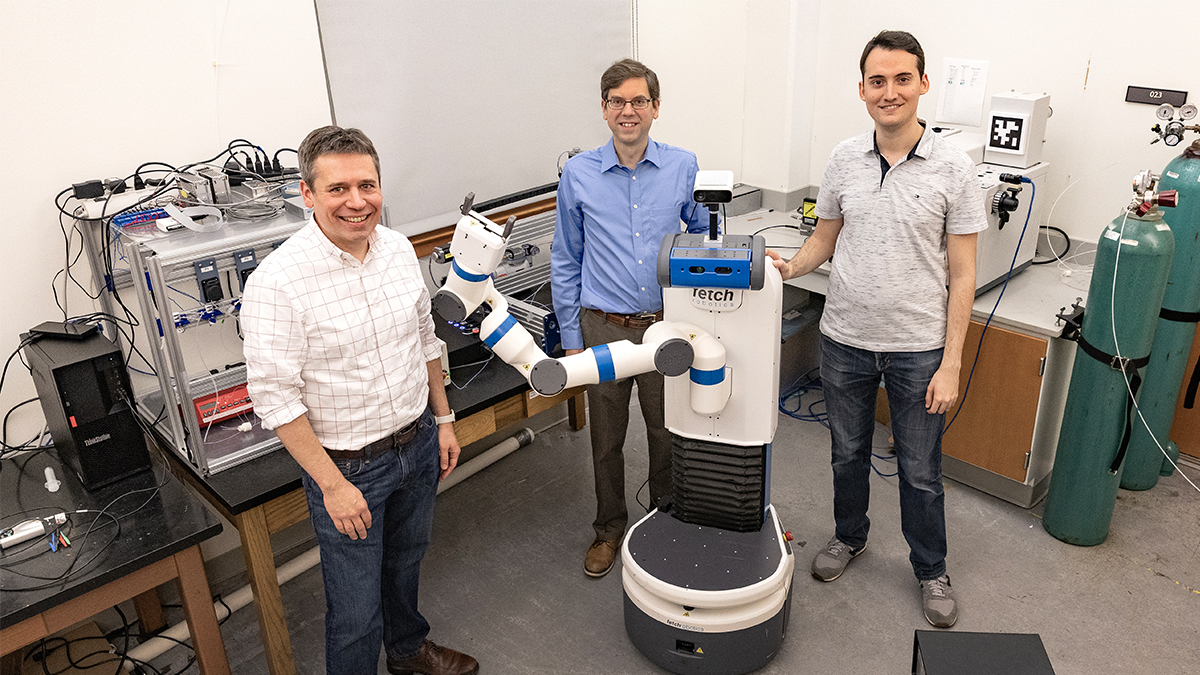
[
  {"xmin": 1072, "ymin": 333, "xmax": 1151, "ymax": 474},
  {"xmin": 1159, "ymin": 307, "xmax": 1200, "ymax": 323},
  {"xmin": 1112, "ymin": 374, "xmax": 1144, "ymax": 474},
  {"xmin": 1074, "ymin": 334, "xmax": 1151, "ymax": 375},
  {"xmin": 1185, "ymin": 360, "xmax": 1199, "ymax": 410},
  {"xmin": 1156, "ymin": 307, "xmax": 1199, "ymax": 410}
]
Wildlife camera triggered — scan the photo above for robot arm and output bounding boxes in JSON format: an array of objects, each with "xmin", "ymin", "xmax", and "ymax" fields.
[
  {"xmin": 433, "ymin": 196, "xmax": 723, "ymax": 402},
  {"xmin": 644, "ymin": 322, "xmax": 731, "ymax": 415}
]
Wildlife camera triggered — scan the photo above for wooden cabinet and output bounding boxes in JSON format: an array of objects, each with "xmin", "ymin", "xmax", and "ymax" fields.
[
  {"xmin": 942, "ymin": 322, "xmax": 1047, "ymax": 482},
  {"xmin": 1169, "ymin": 329, "xmax": 1200, "ymax": 461},
  {"xmin": 877, "ymin": 319, "xmax": 1075, "ymax": 507}
]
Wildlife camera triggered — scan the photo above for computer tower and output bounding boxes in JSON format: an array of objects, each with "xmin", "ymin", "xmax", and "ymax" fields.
[{"xmin": 22, "ymin": 328, "xmax": 151, "ymax": 489}]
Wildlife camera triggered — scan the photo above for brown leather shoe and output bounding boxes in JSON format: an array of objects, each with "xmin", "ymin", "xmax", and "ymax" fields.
[
  {"xmin": 387, "ymin": 640, "xmax": 478, "ymax": 675},
  {"xmin": 584, "ymin": 538, "xmax": 619, "ymax": 578}
]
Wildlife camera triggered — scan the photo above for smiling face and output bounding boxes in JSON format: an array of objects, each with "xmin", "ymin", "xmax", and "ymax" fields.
[
  {"xmin": 602, "ymin": 76, "xmax": 660, "ymax": 156},
  {"xmin": 300, "ymin": 153, "xmax": 383, "ymax": 260},
  {"xmin": 859, "ymin": 47, "xmax": 930, "ymax": 134}
]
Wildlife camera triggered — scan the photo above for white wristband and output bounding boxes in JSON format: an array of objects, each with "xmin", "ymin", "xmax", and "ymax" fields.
[{"xmin": 434, "ymin": 411, "xmax": 455, "ymax": 425}]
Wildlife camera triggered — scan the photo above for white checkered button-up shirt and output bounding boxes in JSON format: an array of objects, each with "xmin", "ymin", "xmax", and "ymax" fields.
[{"xmin": 242, "ymin": 221, "xmax": 444, "ymax": 451}]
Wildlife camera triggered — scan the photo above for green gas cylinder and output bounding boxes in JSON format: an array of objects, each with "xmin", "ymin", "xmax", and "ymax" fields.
[
  {"xmin": 1122, "ymin": 141, "xmax": 1200, "ymax": 489},
  {"xmin": 1043, "ymin": 197, "xmax": 1174, "ymax": 546}
]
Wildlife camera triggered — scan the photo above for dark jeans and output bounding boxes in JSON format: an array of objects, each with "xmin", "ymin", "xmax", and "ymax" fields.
[
  {"xmin": 581, "ymin": 309, "xmax": 672, "ymax": 541},
  {"xmin": 820, "ymin": 334, "xmax": 948, "ymax": 580},
  {"xmin": 301, "ymin": 408, "xmax": 439, "ymax": 675}
]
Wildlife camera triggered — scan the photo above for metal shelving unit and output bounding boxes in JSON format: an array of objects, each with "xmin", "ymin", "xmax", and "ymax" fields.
[{"xmin": 97, "ymin": 211, "xmax": 308, "ymax": 475}]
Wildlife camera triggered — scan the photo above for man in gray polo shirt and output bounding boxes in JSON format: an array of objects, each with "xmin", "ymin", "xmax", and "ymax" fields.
[{"xmin": 768, "ymin": 30, "xmax": 985, "ymax": 628}]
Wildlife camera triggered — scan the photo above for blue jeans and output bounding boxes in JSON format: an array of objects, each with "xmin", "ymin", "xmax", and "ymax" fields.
[
  {"xmin": 302, "ymin": 408, "xmax": 439, "ymax": 675},
  {"xmin": 819, "ymin": 335, "xmax": 947, "ymax": 580}
]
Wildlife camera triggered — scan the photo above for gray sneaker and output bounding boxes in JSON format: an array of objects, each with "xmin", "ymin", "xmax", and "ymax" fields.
[
  {"xmin": 810, "ymin": 536, "xmax": 866, "ymax": 582},
  {"xmin": 920, "ymin": 574, "xmax": 958, "ymax": 628}
]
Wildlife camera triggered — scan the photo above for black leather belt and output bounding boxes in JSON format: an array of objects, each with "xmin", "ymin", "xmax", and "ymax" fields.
[{"xmin": 325, "ymin": 418, "xmax": 420, "ymax": 460}]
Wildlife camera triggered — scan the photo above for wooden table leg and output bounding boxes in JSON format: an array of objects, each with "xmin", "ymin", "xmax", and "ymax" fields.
[
  {"xmin": 236, "ymin": 506, "xmax": 296, "ymax": 675},
  {"xmin": 1, "ymin": 651, "xmax": 23, "ymax": 675},
  {"xmin": 173, "ymin": 545, "xmax": 231, "ymax": 675},
  {"xmin": 568, "ymin": 389, "xmax": 587, "ymax": 430},
  {"xmin": 133, "ymin": 587, "xmax": 167, "ymax": 635}
]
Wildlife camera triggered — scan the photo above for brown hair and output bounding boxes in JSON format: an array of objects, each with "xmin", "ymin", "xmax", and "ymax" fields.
[
  {"xmin": 600, "ymin": 59, "xmax": 661, "ymax": 101},
  {"xmin": 297, "ymin": 126, "xmax": 381, "ymax": 187},
  {"xmin": 859, "ymin": 31, "xmax": 925, "ymax": 78}
]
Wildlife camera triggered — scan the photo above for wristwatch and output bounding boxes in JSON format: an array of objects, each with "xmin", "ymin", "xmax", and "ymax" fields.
[{"xmin": 434, "ymin": 410, "xmax": 456, "ymax": 425}]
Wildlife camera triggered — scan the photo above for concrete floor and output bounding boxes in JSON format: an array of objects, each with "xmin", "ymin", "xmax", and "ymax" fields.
[{"xmin": 168, "ymin": 394, "xmax": 1199, "ymax": 675}]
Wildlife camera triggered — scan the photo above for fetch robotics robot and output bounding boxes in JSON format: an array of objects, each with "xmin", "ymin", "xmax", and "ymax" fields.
[{"xmin": 435, "ymin": 173, "xmax": 794, "ymax": 674}]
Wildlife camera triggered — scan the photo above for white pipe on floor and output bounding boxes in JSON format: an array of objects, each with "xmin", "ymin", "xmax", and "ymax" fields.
[
  {"xmin": 123, "ymin": 427, "xmax": 537, "ymax": 669},
  {"xmin": 436, "ymin": 427, "xmax": 534, "ymax": 493}
]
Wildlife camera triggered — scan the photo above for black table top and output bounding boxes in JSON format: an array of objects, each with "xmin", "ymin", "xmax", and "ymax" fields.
[
  {"xmin": 169, "ymin": 357, "xmax": 532, "ymax": 517},
  {"xmin": 1, "ymin": 450, "xmax": 223, "ymax": 628}
]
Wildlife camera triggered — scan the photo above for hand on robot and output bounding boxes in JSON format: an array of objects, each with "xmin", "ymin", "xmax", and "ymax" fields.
[{"xmin": 763, "ymin": 249, "xmax": 795, "ymax": 281}]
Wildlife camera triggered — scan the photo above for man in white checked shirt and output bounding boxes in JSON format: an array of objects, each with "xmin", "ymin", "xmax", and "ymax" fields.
[{"xmin": 242, "ymin": 126, "xmax": 478, "ymax": 675}]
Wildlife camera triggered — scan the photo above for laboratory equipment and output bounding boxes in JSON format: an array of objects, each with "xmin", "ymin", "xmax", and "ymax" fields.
[
  {"xmin": 940, "ymin": 118, "xmax": 1050, "ymax": 294},
  {"xmin": 1122, "ymin": 137, "xmax": 1200, "ymax": 489},
  {"xmin": 972, "ymin": 162, "xmax": 1048, "ymax": 294},
  {"xmin": 1043, "ymin": 173, "xmax": 1176, "ymax": 545},
  {"xmin": 107, "ymin": 207, "xmax": 308, "ymax": 474},
  {"xmin": 934, "ymin": 92, "xmax": 1053, "ymax": 294},
  {"xmin": 1150, "ymin": 103, "xmax": 1199, "ymax": 147},
  {"xmin": 983, "ymin": 92, "xmax": 1050, "ymax": 169}
]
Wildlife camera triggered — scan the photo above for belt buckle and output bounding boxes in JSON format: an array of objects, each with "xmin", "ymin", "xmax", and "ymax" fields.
[
  {"xmin": 630, "ymin": 312, "xmax": 658, "ymax": 327},
  {"xmin": 394, "ymin": 419, "xmax": 420, "ymax": 446}
]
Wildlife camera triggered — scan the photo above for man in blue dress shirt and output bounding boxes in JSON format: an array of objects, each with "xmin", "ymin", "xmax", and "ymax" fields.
[{"xmin": 552, "ymin": 58, "xmax": 709, "ymax": 578}]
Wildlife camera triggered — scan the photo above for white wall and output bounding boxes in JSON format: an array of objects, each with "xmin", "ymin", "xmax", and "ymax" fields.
[
  {"xmin": 636, "ymin": 0, "xmax": 749, "ymax": 179},
  {"xmin": 637, "ymin": 0, "xmax": 822, "ymax": 192},
  {"xmin": 0, "ymin": 1, "xmax": 330, "ymax": 444}
]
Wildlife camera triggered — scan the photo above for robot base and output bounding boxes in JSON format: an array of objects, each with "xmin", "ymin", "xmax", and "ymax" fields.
[
  {"xmin": 623, "ymin": 586, "xmax": 792, "ymax": 675},
  {"xmin": 622, "ymin": 505, "xmax": 794, "ymax": 675}
]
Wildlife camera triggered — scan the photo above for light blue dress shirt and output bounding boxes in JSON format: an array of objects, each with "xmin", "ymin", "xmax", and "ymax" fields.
[{"xmin": 552, "ymin": 138, "xmax": 710, "ymax": 350}]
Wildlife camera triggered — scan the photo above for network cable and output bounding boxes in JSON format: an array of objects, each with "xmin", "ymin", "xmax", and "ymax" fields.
[{"xmin": 944, "ymin": 176, "xmax": 1036, "ymax": 435}]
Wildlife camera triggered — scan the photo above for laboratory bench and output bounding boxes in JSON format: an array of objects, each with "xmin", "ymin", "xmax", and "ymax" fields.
[
  {"xmin": 1, "ymin": 451, "xmax": 230, "ymax": 675},
  {"xmin": 732, "ymin": 209, "xmax": 1086, "ymax": 507}
]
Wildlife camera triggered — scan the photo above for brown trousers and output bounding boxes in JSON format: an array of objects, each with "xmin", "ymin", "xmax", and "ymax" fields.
[{"xmin": 580, "ymin": 310, "xmax": 673, "ymax": 541}]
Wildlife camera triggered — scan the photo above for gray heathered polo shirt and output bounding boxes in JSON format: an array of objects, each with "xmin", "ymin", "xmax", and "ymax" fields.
[{"xmin": 815, "ymin": 125, "xmax": 987, "ymax": 352}]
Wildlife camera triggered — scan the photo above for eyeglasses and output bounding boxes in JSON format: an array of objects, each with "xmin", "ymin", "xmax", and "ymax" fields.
[{"xmin": 606, "ymin": 97, "xmax": 654, "ymax": 110}]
